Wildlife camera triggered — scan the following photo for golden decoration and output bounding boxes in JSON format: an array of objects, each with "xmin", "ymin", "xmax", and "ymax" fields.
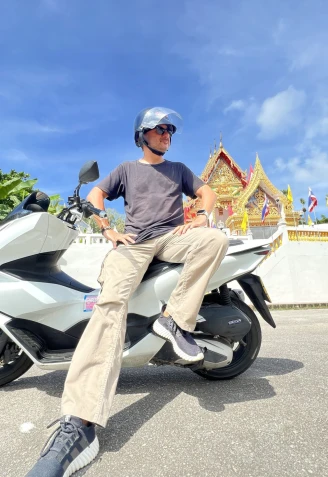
[{"xmin": 185, "ymin": 144, "xmax": 300, "ymax": 232}]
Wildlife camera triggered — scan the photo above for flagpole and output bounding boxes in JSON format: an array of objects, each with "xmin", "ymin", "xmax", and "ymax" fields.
[
  {"xmin": 312, "ymin": 209, "xmax": 320, "ymax": 241},
  {"xmin": 291, "ymin": 207, "xmax": 299, "ymax": 242},
  {"xmin": 267, "ymin": 215, "xmax": 276, "ymax": 256},
  {"xmin": 262, "ymin": 193, "xmax": 273, "ymax": 241},
  {"xmin": 308, "ymin": 186, "xmax": 319, "ymax": 240},
  {"xmin": 266, "ymin": 212, "xmax": 273, "ymax": 239},
  {"xmin": 313, "ymin": 209, "xmax": 318, "ymax": 225},
  {"xmin": 287, "ymin": 185, "xmax": 299, "ymax": 242}
]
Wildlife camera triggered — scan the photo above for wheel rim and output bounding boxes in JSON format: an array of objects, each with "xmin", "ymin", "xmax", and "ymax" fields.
[
  {"xmin": 201, "ymin": 326, "xmax": 257, "ymax": 376},
  {"xmin": 0, "ymin": 332, "xmax": 22, "ymax": 369},
  {"xmin": 230, "ymin": 330, "xmax": 252, "ymax": 368}
]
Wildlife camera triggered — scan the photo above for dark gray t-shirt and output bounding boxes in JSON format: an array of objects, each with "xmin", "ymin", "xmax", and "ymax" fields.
[{"xmin": 97, "ymin": 160, "xmax": 204, "ymax": 243}]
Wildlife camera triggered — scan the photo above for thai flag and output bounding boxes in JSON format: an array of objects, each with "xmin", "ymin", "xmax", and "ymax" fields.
[
  {"xmin": 308, "ymin": 188, "xmax": 318, "ymax": 212},
  {"xmin": 261, "ymin": 194, "xmax": 269, "ymax": 222}
]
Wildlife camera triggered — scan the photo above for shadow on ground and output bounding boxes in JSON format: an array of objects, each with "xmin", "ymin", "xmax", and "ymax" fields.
[{"xmin": 4, "ymin": 356, "xmax": 303, "ymax": 463}]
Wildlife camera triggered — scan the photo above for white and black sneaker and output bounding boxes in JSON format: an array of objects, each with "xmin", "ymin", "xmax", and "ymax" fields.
[
  {"xmin": 25, "ymin": 415, "xmax": 99, "ymax": 477},
  {"xmin": 153, "ymin": 312, "xmax": 204, "ymax": 362}
]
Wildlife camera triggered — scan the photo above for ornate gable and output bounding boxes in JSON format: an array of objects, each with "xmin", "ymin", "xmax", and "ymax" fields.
[
  {"xmin": 226, "ymin": 154, "xmax": 298, "ymax": 229},
  {"xmin": 201, "ymin": 140, "xmax": 247, "ymax": 188},
  {"xmin": 185, "ymin": 142, "xmax": 298, "ymax": 232}
]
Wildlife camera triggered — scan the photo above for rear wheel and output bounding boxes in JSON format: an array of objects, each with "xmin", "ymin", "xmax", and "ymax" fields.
[
  {"xmin": 194, "ymin": 297, "xmax": 262, "ymax": 380},
  {"xmin": 0, "ymin": 332, "xmax": 33, "ymax": 386}
]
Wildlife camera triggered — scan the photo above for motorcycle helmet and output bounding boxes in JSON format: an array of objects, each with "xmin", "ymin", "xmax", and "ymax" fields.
[{"xmin": 134, "ymin": 107, "xmax": 182, "ymax": 156}]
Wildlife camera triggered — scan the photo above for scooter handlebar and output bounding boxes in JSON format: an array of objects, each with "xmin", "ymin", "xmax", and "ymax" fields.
[{"xmin": 82, "ymin": 202, "xmax": 107, "ymax": 218}]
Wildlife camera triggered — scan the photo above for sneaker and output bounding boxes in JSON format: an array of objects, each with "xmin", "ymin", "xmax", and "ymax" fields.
[
  {"xmin": 152, "ymin": 311, "xmax": 204, "ymax": 362},
  {"xmin": 25, "ymin": 415, "xmax": 99, "ymax": 477}
]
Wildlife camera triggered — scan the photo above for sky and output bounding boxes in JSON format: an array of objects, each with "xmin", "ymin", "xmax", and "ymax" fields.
[{"xmin": 1, "ymin": 0, "xmax": 328, "ymax": 216}]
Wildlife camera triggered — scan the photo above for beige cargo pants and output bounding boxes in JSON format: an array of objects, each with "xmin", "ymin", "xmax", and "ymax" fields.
[{"xmin": 62, "ymin": 227, "xmax": 229, "ymax": 427}]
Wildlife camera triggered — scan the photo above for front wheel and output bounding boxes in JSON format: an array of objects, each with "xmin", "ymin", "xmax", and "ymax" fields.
[
  {"xmin": 194, "ymin": 297, "xmax": 262, "ymax": 380},
  {"xmin": 0, "ymin": 332, "xmax": 33, "ymax": 386}
]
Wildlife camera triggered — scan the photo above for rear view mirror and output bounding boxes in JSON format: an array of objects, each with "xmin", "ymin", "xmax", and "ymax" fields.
[{"xmin": 79, "ymin": 161, "xmax": 99, "ymax": 184}]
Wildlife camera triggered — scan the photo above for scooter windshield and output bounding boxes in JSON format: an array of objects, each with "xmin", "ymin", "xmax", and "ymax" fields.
[{"xmin": 0, "ymin": 191, "xmax": 50, "ymax": 226}]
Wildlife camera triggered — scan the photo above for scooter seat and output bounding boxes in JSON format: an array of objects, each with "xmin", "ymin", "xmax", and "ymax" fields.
[
  {"xmin": 142, "ymin": 258, "xmax": 180, "ymax": 282},
  {"xmin": 141, "ymin": 239, "xmax": 243, "ymax": 282}
]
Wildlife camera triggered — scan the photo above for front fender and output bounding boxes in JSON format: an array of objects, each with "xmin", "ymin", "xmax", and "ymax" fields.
[{"xmin": 237, "ymin": 274, "xmax": 276, "ymax": 328}]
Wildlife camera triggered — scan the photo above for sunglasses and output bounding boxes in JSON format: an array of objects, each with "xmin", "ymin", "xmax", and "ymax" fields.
[{"xmin": 153, "ymin": 125, "xmax": 175, "ymax": 136}]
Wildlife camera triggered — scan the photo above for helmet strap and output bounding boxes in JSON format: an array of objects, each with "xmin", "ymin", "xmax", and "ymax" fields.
[{"xmin": 139, "ymin": 132, "xmax": 169, "ymax": 157}]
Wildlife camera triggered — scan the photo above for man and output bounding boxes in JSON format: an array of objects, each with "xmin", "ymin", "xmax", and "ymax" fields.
[{"xmin": 26, "ymin": 107, "xmax": 229, "ymax": 477}]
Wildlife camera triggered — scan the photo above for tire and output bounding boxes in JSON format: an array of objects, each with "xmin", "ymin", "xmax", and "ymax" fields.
[
  {"xmin": 193, "ymin": 297, "xmax": 262, "ymax": 380},
  {"xmin": 0, "ymin": 334, "xmax": 34, "ymax": 387}
]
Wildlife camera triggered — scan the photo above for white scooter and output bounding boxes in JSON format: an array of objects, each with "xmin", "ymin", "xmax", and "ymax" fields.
[{"xmin": 0, "ymin": 161, "xmax": 275, "ymax": 387}]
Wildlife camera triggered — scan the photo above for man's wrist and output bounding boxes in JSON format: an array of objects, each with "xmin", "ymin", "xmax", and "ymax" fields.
[
  {"xmin": 196, "ymin": 209, "xmax": 210, "ymax": 220},
  {"xmin": 101, "ymin": 226, "xmax": 111, "ymax": 236}
]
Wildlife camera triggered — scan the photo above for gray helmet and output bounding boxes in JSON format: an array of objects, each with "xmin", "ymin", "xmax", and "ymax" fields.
[{"xmin": 134, "ymin": 107, "xmax": 182, "ymax": 155}]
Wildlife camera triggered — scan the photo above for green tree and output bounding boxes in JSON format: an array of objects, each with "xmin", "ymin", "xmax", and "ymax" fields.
[
  {"xmin": 106, "ymin": 208, "xmax": 126, "ymax": 233},
  {"xmin": 0, "ymin": 169, "xmax": 66, "ymax": 219},
  {"xmin": 87, "ymin": 207, "xmax": 126, "ymax": 233},
  {"xmin": 48, "ymin": 194, "xmax": 65, "ymax": 215},
  {"xmin": 299, "ymin": 198, "xmax": 307, "ymax": 225},
  {"xmin": 317, "ymin": 215, "xmax": 328, "ymax": 224},
  {"xmin": 0, "ymin": 169, "xmax": 37, "ymax": 220}
]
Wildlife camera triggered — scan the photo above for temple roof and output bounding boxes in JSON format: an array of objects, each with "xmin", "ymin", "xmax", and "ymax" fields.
[
  {"xmin": 234, "ymin": 153, "xmax": 288, "ymax": 213},
  {"xmin": 201, "ymin": 139, "xmax": 248, "ymax": 187},
  {"xmin": 185, "ymin": 139, "xmax": 299, "ymax": 228}
]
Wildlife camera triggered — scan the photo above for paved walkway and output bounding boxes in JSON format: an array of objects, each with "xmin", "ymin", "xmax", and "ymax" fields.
[{"xmin": 1, "ymin": 309, "xmax": 327, "ymax": 477}]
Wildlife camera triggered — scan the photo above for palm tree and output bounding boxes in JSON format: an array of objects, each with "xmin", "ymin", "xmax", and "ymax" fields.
[{"xmin": 299, "ymin": 198, "xmax": 307, "ymax": 225}]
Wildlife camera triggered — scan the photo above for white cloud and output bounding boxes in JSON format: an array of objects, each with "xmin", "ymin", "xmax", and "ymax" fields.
[
  {"xmin": 217, "ymin": 47, "xmax": 241, "ymax": 57},
  {"xmin": 290, "ymin": 43, "xmax": 323, "ymax": 71},
  {"xmin": 3, "ymin": 149, "xmax": 30, "ymax": 162},
  {"xmin": 0, "ymin": 119, "xmax": 92, "ymax": 140},
  {"xmin": 224, "ymin": 100, "xmax": 246, "ymax": 114},
  {"xmin": 41, "ymin": 0, "xmax": 61, "ymax": 12},
  {"xmin": 1, "ymin": 119, "xmax": 63, "ymax": 135},
  {"xmin": 274, "ymin": 146, "xmax": 328, "ymax": 189},
  {"xmin": 305, "ymin": 117, "xmax": 328, "ymax": 140},
  {"xmin": 273, "ymin": 19, "xmax": 287, "ymax": 44},
  {"xmin": 257, "ymin": 86, "xmax": 306, "ymax": 140}
]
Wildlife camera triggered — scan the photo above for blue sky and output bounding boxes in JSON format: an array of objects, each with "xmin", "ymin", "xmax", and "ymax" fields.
[{"xmin": 1, "ymin": 0, "xmax": 328, "ymax": 216}]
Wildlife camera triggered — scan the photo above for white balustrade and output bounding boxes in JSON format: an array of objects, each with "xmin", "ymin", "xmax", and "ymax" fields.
[{"xmin": 74, "ymin": 233, "xmax": 111, "ymax": 245}]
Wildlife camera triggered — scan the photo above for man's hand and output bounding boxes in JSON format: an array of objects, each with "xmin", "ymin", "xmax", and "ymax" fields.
[
  {"xmin": 103, "ymin": 229, "xmax": 137, "ymax": 249},
  {"xmin": 173, "ymin": 214, "xmax": 207, "ymax": 235}
]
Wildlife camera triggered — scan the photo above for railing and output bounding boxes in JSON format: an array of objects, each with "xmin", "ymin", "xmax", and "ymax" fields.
[
  {"xmin": 287, "ymin": 229, "xmax": 328, "ymax": 242},
  {"xmin": 74, "ymin": 233, "xmax": 111, "ymax": 245},
  {"xmin": 74, "ymin": 227, "xmax": 328, "ymax": 246},
  {"xmin": 270, "ymin": 232, "xmax": 283, "ymax": 252}
]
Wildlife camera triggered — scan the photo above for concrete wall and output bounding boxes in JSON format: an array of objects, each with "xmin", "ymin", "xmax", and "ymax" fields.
[
  {"xmin": 255, "ymin": 241, "xmax": 328, "ymax": 304},
  {"xmin": 60, "ymin": 231, "xmax": 328, "ymax": 304}
]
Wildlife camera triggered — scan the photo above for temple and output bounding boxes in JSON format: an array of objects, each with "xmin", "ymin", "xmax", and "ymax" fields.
[{"xmin": 185, "ymin": 136, "xmax": 300, "ymax": 237}]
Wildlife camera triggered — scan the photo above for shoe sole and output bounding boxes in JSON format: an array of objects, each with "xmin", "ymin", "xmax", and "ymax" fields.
[
  {"xmin": 152, "ymin": 321, "xmax": 204, "ymax": 362},
  {"xmin": 64, "ymin": 435, "xmax": 100, "ymax": 477}
]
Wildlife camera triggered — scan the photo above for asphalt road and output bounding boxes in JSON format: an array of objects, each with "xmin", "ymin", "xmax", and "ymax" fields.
[{"xmin": 1, "ymin": 309, "xmax": 327, "ymax": 477}]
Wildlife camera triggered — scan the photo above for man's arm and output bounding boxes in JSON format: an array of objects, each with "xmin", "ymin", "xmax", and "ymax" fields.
[
  {"xmin": 173, "ymin": 184, "xmax": 217, "ymax": 235},
  {"xmin": 194, "ymin": 184, "xmax": 217, "ymax": 214},
  {"xmin": 87, "ymin": 187, "xmax": 111, "ymax": 230},
  {"xmin": 87, "ymin": 186, "xmax": 136, "ymax": 248}
]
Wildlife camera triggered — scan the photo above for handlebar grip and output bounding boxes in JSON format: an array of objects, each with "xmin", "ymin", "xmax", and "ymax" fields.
[
  {"xmin": 82, "ymin": 202, "xmax": 107, "ymax": 218},
  {"xmin": 98, "ymin": 210, "xmax": 107, "ymax": 218}
]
